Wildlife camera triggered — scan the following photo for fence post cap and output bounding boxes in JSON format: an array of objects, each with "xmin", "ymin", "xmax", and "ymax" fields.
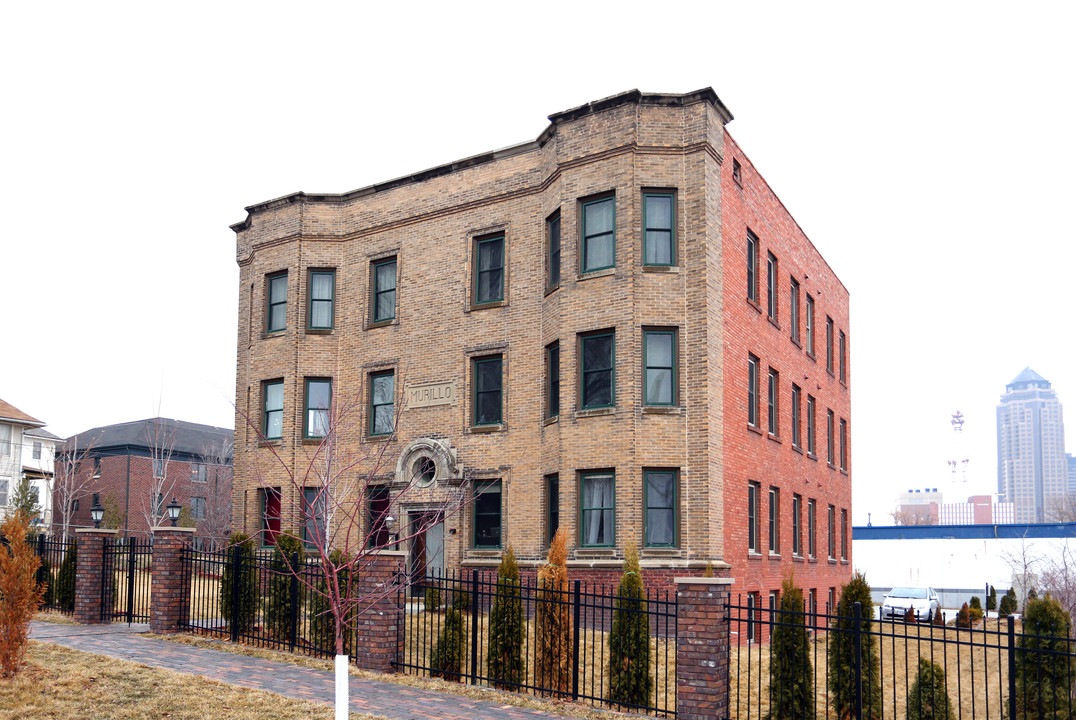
[
  {"xmin": 151, "ymin": 526, "xmax": 197, "ymax": 534},
  {"xmin": 675, "ymin": 576, "xmax": 734, "ymax": 585},
  {"xmin": 74, "ymin": 528, "xmax": 120, "ymax": 536}
]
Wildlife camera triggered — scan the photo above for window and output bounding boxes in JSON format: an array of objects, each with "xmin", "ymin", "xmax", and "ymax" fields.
[
  {"xmin": 748, "ymin": 481, "xmax": 760, "ymax": 553},
  {"xmin": 767, "ymin": 368, "xmax": 779, "ymax": 436},
  {"xmin": 807, "ymin": 499, "xmax": 817, "ymax": 557},
  {"xmin": 472, "ymin": 356, "xmax": 503, "ymax": 426},
  {"xmin": 825, "ymin": 316, "xmax": 834, "ymax": 373},
  {"xmin": 153, "ymin": 459, "xmax": 165, "ymax": 478},
  {"xmin": 733, "ymin": 158, "xmax": 742, "ymax": 185},
  {"xmin": 92, "ymin": 492, "xmax": 99, "ymax": 507},
  {"xmin": 302, "ymin": 487, "xmax": 327, "ymax": 547},
  {"xmin": 828, "ymin": 587, "xmax": 836, "ymax": 615},
  {"xmin": 0, "ymin": 477, "xmax": 8, "ymax": 506},
  {"xmin": 474, "ymin": 235, "xmax": 505, "ymax": 305},
  {"xmin": 790, "ymin": 278, "xmax": 800, "ymax": 342},
  {"xmin": 266, "ymin": 272, "xmax": 287, "ymax": 333},
  {"xmin": 766, "ymin": 252, "xmax": 778, "ymax": 320},
  {"xmin": 791, "ymin": 384, "xmax": 802, "ymax": 449},
  {"xmin": 546, "ymin": 343, "xmax": 560, "ymax": 419},
  {"xmin": 644, "ymin": 329, "xmax": 676, "ymax": 406},
  {"xmin": 748, "ymin": 354, "xmax": 760, "ymax": 427},
  {"xmin": 839, "ymin": 418, "xmax": 848, "ymax": 471},
  {"xmin": 155, "ymin": 493, "xmax": 164, "ymax": 517},
  {"xmin": 547, "ymin": 212, "xmax": 561, "ymax": 289},
  {"xmin": 581, "ymin": 196, "xmax": 615, "ymax": 272},
  {"xmin": 369, "ymin": 371, "xmax": 395, "ymax": 436},
  {"xmin": 473, "ymin": 480, "xmax": 502, "ymax": 549},
  {"xmin": 190, "ymin": 496, "xmax": 206, "ymax": 520},
  {"xmin": 307, "ymin": 269, "xmax": 335, "ymax": 330},
  {"xmin": 746, "ymin": 231, "xmax": 759, "ymax": 303},
  {"xmin": 304, "ymin": 378, "xmax": 332, "ymax": 439},
  {"xmin": 546, "ymin": 474, "xmax": 559, "ymax": 545},
  {"xmin": 93, "ymin": 458, "xmax": 101, "ymax": 478},
  {"xmin": 191, "ymin": 463, "xmax": 207, "ymax": 483},
  {"xmin": 841, "ymin": 508, "xmax": 848, "ymax": 560},
  {"xmin": 643, "ymin": 192, "xmax": 675, "ymax": 266},
  {"xmin": 827, "ymin": 409, "xmax": 835, "ymax": 466},
  {"xmin": 808, "ymin": 588, "xmax": 817, "ymax": 626},
  {"xmin": 805, "ymin": 294, "xmax": 815, "ymax": 355},
  {"xmin": 827, "ymin": 504, "xmax": 836, "ymax": 559},
  {"xmin": 792, "ymin": 494, "xmax": 802, "ymax": 556},
  {"xmin": 367, "ymin": 486, "xmax": 390, "ymax": 548},
  {"xmin": 580, "ymin": 331, "xmax": 615, "ymax": 409},
  {"xmin": 770, "ymin": 590, "xmax": 780, "ymax": 615},
  {"xmin": 371, "ymin": 257, "xmax": 397, "ymax": 323},
  {"xmin": 580, "ymin": 471, "xmax": 615, "ymax": 547},
  {"xmin": 32, "ymin": 441, "xmax": 42, "ymax": 460},
  {"xmin": 0, "ymin": 426, "xmax": 9, "ymax": 456},
  {"xmin": 747, "ymin": 593, "xmax": 759, "ymax": 643},
  {"xmin": 839, "ymin": 330, "xmax": 847, "ymax": 384},
  {"xmin": 645, "ymin": 469, "xmax": 677, "ymax": 547},
  {"xmin": 806, "ymin": 395, "xmax": 816, "ymax": 456},
  {"xmin": 263, "ymin": 380, "xmax": 284, "ymax": 440},
  {"xmin": 768, "ymin": 487, "xmax": 780, "ymax": 554}
]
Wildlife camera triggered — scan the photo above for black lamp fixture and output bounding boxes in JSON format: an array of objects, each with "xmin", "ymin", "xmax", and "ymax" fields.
[
  {"xmin": 166, "ymin": 497, "xmax": 182, "ymax": 527},
  {"xmin": 90, "ymin": 498, "xmax": 104, "ymax": 529}
]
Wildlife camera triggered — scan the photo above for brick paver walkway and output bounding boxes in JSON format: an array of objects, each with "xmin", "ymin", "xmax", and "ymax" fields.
[{"xmin": 29, "ymin": 621, "xmax": 584, "ymax": 719}]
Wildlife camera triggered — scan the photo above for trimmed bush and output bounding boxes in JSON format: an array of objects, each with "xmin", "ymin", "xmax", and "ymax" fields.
[
  {"xmin": 999, "ymin": 588, "xmax": 1018, "ymax": 618},
  {"xmin": 218, "ymin": 532, "xmax": 258, "ymax": 635},
  {"xmin": 906, "ymin": 658, "xmax": 953, "ymax": 720},
  {"xmin": 0, "ymin": 512, "xmax": 45, "ymax": 677},
  {"xmin": 309, "ymin": 548, "xmax": 354, "ymax": 656},
  {"xmin": 424, "ymin": 585, "xmax": 441, "ymax": 612},
  {"xmin": 535, "ymin": 528, "xmax": 572, "ymax": 695},
  {"xmin": 56, "ymin": 540, "xmax": 77, "ymax": 612},
  {"xmin": 487, "ymin": 545, "xmax": 525, "ymax": 690},
  {"xmin": 987, "ymin": 585, "xmax": 997, "ymax": 612},
  {"xmin": 1013, "ymin": 595, "xmax": 1074, "ymax": 720},
  {"xmin": 264, "ymin": 534, "xmax": 304, "ymax": 641},
  {"xmin": 430, "ymin": 608, "xmax": 465, "ymax": 681},
  {"xmin": 955, "ymin": 603, "xmax": 972, "ymax": 629},
  {"xmin": 968, "ymin": 597, "xmax": 983, "ymax": 624},
  {"xmin": 903, "ymin": 607, "xmax": 918, "ymax": 623},
  {"xmin": 830, "ymin": 571, "xmax": 882, "ymax": 720},
  {"xmin": 933, "ymin": 607, "xmax": 946, "ymax": 626},
  {"xmin": 607, "ymin": 546, "xmax": 652, "ymax": 709},
  {"xmin": 766, "ymin": 575, "xmax": 814, "ymax": 720},
  {"xmin": 452, "ymin": 588, "xmax": 471, "ymax": 612}
]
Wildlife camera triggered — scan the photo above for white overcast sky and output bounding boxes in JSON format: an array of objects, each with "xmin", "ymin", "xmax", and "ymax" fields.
[{"xmin": 2, "ymin": 2, "xmax": 1073, "ymax": 525}]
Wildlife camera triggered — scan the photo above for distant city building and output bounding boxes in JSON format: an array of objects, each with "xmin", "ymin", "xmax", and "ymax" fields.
[
  {"xmin": 996, "ymin": 368, "xmax": 1068, "ymax": 523},
  {"xmin": 895, "ymin": 487, "xmax": 942, "ymax": 524},
  {"xmin": 938, "ymin": 495, "xmax": 1013, "ymax": 525},
  {"xmin": 0, "ymin": 398, "xmax": 58, "ymax": 530},
  {"xmin": 1068, "ymin": 453, "xmax": 1076, "ymax": 495}
]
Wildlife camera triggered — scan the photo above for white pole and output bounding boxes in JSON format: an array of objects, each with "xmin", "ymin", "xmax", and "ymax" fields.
[{"xmin": 335, "ymin": 654, "xmax": 349, "ymax": 720}]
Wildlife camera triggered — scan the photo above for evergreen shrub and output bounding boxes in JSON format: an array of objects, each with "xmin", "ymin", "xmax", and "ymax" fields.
[
  {"xmin": 607, "ymin": 546, "xmax": 652, "ymax": 709},
  {"xmin": 218, "ymin": 532, "xmax": 258, "ymax": 635},
  {"xmin": 487, "ymin": 545, "xmax": 524, "ymax": 690},
  {"xmin": 766, "ymin": 575, "xmax": 814, "ymax": 720},
  {"xmin": 534, "ymin": 529, "xmax": 572, "ymax": 695},
  {"xmin": 830, "ymin": 571, "xmax": 882, "ymax": 719},
  {"xmin": 906, "ymin": 658, "xmax": 954, "ymax": 720}
]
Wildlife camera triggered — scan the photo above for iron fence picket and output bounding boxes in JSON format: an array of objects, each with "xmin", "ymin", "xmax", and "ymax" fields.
[{"xmin": 32, "ymin": 536, "xmax": 77, "ymax": 615}]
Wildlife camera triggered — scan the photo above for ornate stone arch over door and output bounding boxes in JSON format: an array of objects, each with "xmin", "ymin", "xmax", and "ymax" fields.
[{"xmin": 395, "ymin": 438, "xmax": 462, "ymax": 487}]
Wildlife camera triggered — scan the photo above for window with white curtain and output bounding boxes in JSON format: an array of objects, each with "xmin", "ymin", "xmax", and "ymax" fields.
[{"xmin": 580, "ymin": 471, "xmax": 614, "ymax": 547}]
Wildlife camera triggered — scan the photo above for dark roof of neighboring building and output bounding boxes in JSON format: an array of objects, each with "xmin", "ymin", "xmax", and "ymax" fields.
[
  {"xmin": 854, "ymin": 523, "xmax": 1076, "ymax": 541},
  {"xmin": 0, "ymin": 398, "xmax": 45, "ymax": 427},
  {"xmin": 64, "ymin": 418, "xmax": 233, "ymax": 460},
  {"xmin": 24, "ymin": 427, "xmax": 61, "ymax": 441},
  {"xmin": 1007, "ymin": 367, "xmax": 1050, "ymax": 391}
]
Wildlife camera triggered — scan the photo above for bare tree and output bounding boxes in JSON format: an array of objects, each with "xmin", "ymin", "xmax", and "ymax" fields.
[
  {"xmin": 242, "ymin": 390, "xmax": 473, "ymax": 720},
  {"xmin": 1001, "ymin": 536, "xmax": 1041, "ymax": 611},
  {"xmin": 140, "ymin": 417, "xmax": 178, "ymax": 538},
  {"xmin": 1037, "ymin": 543, "xmax": 1076, "ymax": 628},
  {"xmin": 890, "ymin": 506, "xmax": 935, "ymax": 526},
  {"xmin": 52, "ymin": 436, "xmax": 97, "ymax": 543},
  {"xmin": 195, "ymin": 435, "xmax": 234, "ymax": 552},
  {"xmin": 1046, "ymin": 495, "xmax": 1076, "ymax": 523}
]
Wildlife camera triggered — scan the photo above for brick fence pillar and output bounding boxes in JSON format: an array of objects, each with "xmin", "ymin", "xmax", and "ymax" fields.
[
  {"xmin": 353, "ymin": 550, "xmax": 406, "ymax": 672},
  {"xmin": 676, "ymin": 566, "xmax": 734, "ymax": 720},
  {"xmin": 73, "ymin": 528, "xmax": 118, "ymax": 625},
  {"xmin": 150, "ymin": 526, "xmax": 195, "ymax": 634}
]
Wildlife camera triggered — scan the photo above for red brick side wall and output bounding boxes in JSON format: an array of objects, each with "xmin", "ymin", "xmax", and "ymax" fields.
[
  {"xmin": 352, "ymin": 551, "xmax": 405, "ymax": 672},
  {"xmin": 150, "ymin": 527, "xmax": 195, "ymax": 634},
  {"xmin": 720, "ymin": 131, "xmax": 853, "ymax": 613},
  {"xmin": 676, "ymin": 571, "xmax": 733, "ymax": 720},
  {"xmin": 73, "ymin": 529, "xmax": 117, "ymax": 624}
]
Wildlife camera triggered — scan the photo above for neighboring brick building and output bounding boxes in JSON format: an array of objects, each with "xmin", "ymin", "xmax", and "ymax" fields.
[
  {"xmin": 230, "ymin": 88, "xmax": 852, "ymax": 609},
  {"xmin": 58, "ymin": 418, "xmax": 233, "ymax": 546}
]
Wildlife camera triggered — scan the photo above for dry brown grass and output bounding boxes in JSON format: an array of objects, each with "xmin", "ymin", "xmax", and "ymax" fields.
[
  {"xmin": 33, "ymin": 611, "xmax": 78, "ymax": 625},
  {"xmin": 729, "ymin": 618, "xmax": 1024, "ymax": 720},
  {"xmin": 0, "ymin": 641, "xmax": 385, "ymax": 720}
]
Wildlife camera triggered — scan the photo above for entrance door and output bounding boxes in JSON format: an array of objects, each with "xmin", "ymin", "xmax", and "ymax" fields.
[{"xmin": 408, "ymin": 512, "xmax": 444, "ymax": 596}]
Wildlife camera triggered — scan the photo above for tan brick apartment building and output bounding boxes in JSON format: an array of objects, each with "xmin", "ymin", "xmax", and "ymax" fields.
[{"xmin": 231, "ymin": 88, "xmax": 852, "ymax": 609}]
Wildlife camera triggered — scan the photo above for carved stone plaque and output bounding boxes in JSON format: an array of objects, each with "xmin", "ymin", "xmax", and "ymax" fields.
[{"xmin": 406, "ymin": 381, "xmax": 456, "ymax": 409}]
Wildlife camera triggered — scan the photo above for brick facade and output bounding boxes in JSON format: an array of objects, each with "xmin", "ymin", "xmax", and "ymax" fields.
[{"xmin": 231, "ymin": 88, "xmax": 852, "ymax": 602}]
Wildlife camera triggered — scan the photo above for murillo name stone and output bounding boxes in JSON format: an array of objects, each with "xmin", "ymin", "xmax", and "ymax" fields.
[{"xmin": 406, "ymin": 381, "xmax": 456, "ymax": 409}]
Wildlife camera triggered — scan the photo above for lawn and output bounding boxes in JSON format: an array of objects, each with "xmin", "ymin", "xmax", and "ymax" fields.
[{"xmin": 0, "ymin": 642, "xmax": 386, "ymax": 720}]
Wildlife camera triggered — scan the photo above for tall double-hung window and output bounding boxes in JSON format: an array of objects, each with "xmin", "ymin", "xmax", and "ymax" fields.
[
  {"xmin": 643, "ymin": 192, "xmax": 674, "ymax": 266},
  {"xmin": 472, "ymin": 356, "xmax": 503, "ymax": 426},
  {"xmin": 266, "ymin": 272, "xmax": 287, "ymax": 333},
  {"xmin": 304, "ymin": 378, "xmax": 332, "ymax": 439},
  {"xmin": 307, "ymin": 270, "xmax": 335, "ymax": 330},
  {"xmin": 582, "ymin": 196, "xmax": 615, "ymax": 272},
  {"xmin": 645, "ymin": 469, "xmax": 677, "ymax": 547},
  {"xmin": 369, "ymin": 371, "xmax": 395, "ymax": 436},
  {"xmin": 766, "ymin": 252, "xmax": 778, "ymax": 320},
  {"xmin": 474, "ymin": 235, "xmax": 505, "ymax": 306},
  {"xmin": 644, "ymin": 329, "xmax": 676, "ymax": 405},
  {"xmin": 371, "ymin": 257, "xmax": 397, "ymax": 323},
  {"xmin": 580, "ymin": 331, "xmax": 615, "ymax": 409},
  {"xmin": 547, "ymin": 212, "xmax": 561, "ymax": 289},
  {"xmin": 746, "ymin": 231, "xmax": 759, "ymax": 303},
  {"xmin": 580, "ymin": 471, "xmax": 615, "ymax": 547},
  {"xmin": 263, "ymin": 380, "xmax": 284, "ymax": 440}
]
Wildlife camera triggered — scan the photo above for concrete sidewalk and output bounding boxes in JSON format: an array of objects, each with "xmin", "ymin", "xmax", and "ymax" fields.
[{"xmin": 29, "ymin": 621, "xmax": 583, "ymax": 719}]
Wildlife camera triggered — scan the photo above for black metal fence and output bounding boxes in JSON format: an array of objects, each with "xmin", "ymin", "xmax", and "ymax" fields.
[
  {"xmin": 397, "ymin": 569, "xmax": 677, "ymax": 717},
  {"xmin": 180, "ymin": 547, "xmax": 373, "ymax": 661},
  {"xmin": 728, "ymin": 596, "xmax": 1076, "ymax": 720},
  {"xmin": 101, "ymin": 537, "xmax": 153, "ymax": 623},
  {"xmin": 33, "ymin": 535, "xmax": 77, "ymax": 615}
]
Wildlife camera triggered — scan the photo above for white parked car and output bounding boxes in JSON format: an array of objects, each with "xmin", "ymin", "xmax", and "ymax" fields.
[{"xmin": 881, "ymin": 586, "xmax": 940, "ymax": 622}]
